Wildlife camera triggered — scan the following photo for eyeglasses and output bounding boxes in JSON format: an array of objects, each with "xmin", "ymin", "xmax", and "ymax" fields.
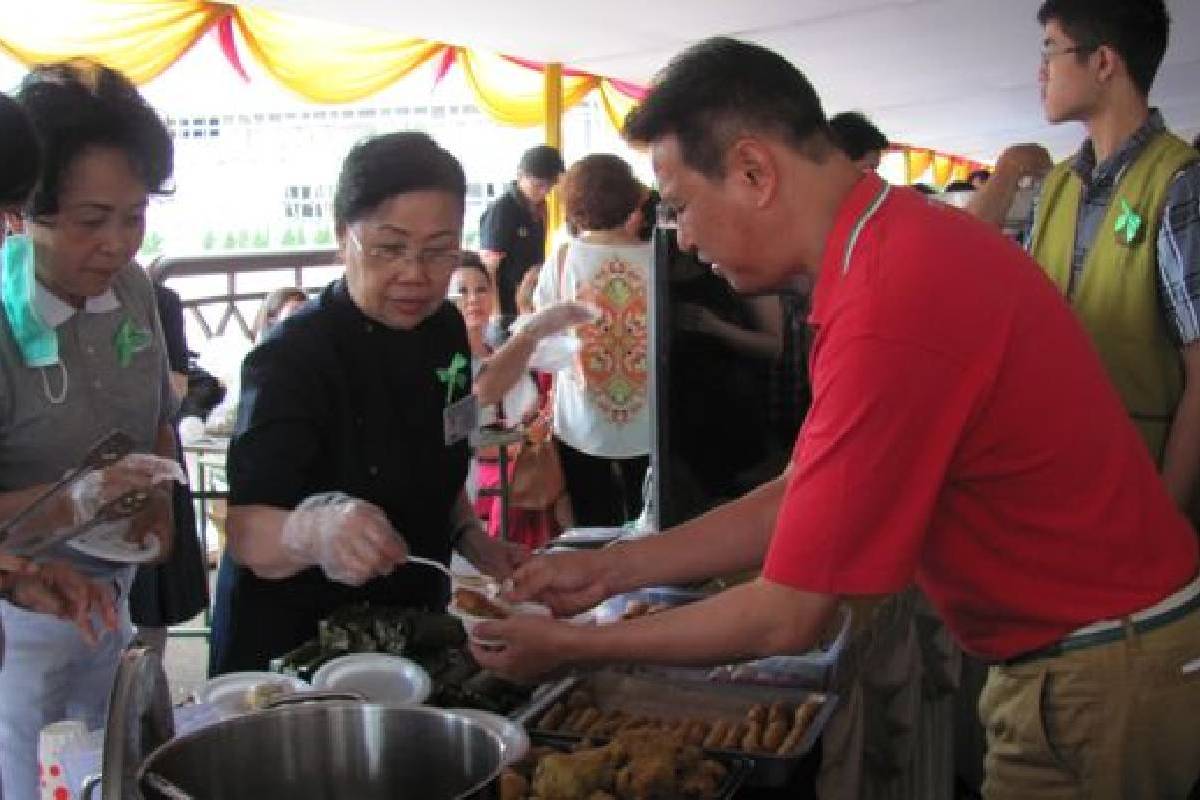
[
  {"xmin": 347, "ymin": 227, "xmax": 461, "ymax": 273},
  {"xmin": 1040, "ymin": 44, "xmax": 1095, "ymax": 66}
]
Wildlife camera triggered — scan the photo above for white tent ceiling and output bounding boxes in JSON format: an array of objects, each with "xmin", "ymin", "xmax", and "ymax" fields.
[{"xmin": 245, "ymin": 0, "xmax": 1200, "ymax": 164}]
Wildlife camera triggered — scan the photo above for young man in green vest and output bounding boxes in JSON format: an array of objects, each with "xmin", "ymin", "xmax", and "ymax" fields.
[{"xmin": 971, "ymin": 0, "xmax": 1200, "ymax": 512}]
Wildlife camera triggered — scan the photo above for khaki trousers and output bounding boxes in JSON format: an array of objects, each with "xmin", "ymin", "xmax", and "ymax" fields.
[{"xmin": 980, "ymin": 607, "xmax": 1200, "ymax": 799}]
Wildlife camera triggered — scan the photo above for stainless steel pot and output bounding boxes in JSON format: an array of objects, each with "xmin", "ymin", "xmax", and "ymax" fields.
[
  {"xmin": 87, "ymin": 647, "xmax": 507, "ymax": 799},
  {"xmin": 135, "ymin": 702, "xmax": 506, "ymax": 800}
]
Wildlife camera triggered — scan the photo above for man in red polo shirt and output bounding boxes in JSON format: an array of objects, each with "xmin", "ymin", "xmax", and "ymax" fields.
[{"xmin": 472, "ymin": 37, "xmax": 1200, "ymax": 798}]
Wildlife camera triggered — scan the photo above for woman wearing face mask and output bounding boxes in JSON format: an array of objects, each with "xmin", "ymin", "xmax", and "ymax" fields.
[
  {"xmin": 209, "ymin": 132, "xmax": 591, "ymax": 675},
  {"xmin": 0, "ymin": 64, "xmax": 181, "ymax": 800},
  {"xmin": 1, "ymin": 92, "xmax": 127, "ymax": 661}
]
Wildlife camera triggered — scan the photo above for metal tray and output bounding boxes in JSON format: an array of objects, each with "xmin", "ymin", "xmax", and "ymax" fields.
[
  {"xmin": 515, "ymin": 672, "xmax": 836, "ymax": 788},
  {"xmin": 526, "ymin": 734, "xmax": 753, "ymax": 799},
  {"xmin": 588, "ymin": 587, "xmax": 852, "ymax": 690}
]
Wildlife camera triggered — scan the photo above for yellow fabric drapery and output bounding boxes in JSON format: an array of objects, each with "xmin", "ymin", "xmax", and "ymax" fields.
[
  {"xmin": 0, "ymin": 0, "xmax": 988, "ymax": 180},
  {"xmin": 458, "ymin": 48, "xmax": 597, "ymax": 127},
  {"xmin": 598, "ymin": 79, "xmax": 640, "ymax": 133},
  {"xmin": 0, "ymin": 0, "xmax": 221, "ymax": 85},
  {"xmin": 906, "ymin": 149, "xmax": 934, "ymax": 183},
  {"xmin": 233, "ymin": 6, "xmax": 444, "ymax": 104},
  {"xmin": 932, "ymin": 154, "xmax": 955, "ymax": 187}
]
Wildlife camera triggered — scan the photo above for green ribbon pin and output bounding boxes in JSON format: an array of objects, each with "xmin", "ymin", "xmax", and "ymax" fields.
[
  {"xmin": 1114, "ymin": 198, "xmax": 1143, "ymax": 246},
  {"xmin": 113, "ymin": 316, "xmax": 151, "ymax": 367},
  {"xmin": 436, "ymin": 352, "xmax": 469, "ymax": 404}
]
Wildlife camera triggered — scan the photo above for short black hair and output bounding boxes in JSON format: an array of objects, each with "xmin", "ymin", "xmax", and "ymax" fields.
[
  {"xmin": 0, "ymin": 93, "xmax": 41, "ymax": 208},
  {"xmin": 1037, "ymin": 0, "xmax": 1169, "ymax": 96},
  {"xmin": 18, "ymin": 59, "xmax": 173, "ymax": 217},
  {"xmin": 333, "ymin": 131, "xmax": 466, "ymax": 230},
  {"xmin": 624, "ymin": 37, "xmax": 831, "ymax": 179},
  {"xmin": 828, "ymin": 111, "xmax": 889, "ymax": 161},
  {"xmin": 518, "ymin": 145, "xmax": 565, "ymax": 181}
]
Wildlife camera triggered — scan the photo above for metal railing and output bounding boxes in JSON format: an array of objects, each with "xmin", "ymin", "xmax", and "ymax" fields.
[{"xmin": 151, "ymin": 249, "xmax": 341, "ymax": 341}]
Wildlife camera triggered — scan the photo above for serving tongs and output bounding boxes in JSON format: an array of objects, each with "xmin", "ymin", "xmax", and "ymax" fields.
[
  {"xmin": 407, "ymin": 555, "xmax": 506, "ymax": 596},
  {"xmin": 0, "ymin": 429, "xmax": 135, "ymax": 553},
  {"xmin": 5, "ymin": 488, "xmax": 152, "ymax": 559}
]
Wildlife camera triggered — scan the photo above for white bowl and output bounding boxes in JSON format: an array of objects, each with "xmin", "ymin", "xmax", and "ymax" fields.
[
  {"xmin": 194, "ymin": 672, "xmax": 310, "ymax": 719},
  {"xmin": 448, "ymin": 594, "xmax": 551, "ymax": 647},
  {"xmin": 311, "ymin": 654, "xmax": 432, "ymax": 705}
]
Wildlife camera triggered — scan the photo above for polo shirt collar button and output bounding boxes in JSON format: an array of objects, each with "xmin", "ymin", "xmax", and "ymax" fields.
[{"xmin": 368, "ymin": 465, "xmax": 379, "ymax": 476}]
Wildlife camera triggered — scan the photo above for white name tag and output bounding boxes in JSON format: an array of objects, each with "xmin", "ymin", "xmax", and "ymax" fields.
[{"xmin": 443, "ymin": 394, "xmax": 480, "ymax": 446}]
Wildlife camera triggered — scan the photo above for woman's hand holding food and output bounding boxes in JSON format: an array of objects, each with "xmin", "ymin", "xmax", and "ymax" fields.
[
  {"xmin": 281, "ymin": 492, "xmax": 408, "ymax": 586},
  {"xmin": 2, "ymin": 559, "xmax": 118, "ymax": 646}
]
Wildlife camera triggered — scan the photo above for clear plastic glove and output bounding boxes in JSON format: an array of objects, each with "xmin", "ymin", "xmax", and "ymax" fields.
[
  {"xmin": 280, "ymin": 492, "xmax": 408, "ymax": 586},
  {"xmin": 511, "ymin": 300, "xmax": 599, "ymax": 342},
  {"xmin": 68, "ymin": 454, "xmax": 188, "ymax": 524},
  {"xmin": 528, "ymin": 334, "xmax": 580, "ymax": 373}
]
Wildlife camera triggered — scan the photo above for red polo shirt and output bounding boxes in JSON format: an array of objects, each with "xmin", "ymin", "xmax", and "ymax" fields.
[{"xmin": 763, "ymin": 173, "xmax": 1198, "ymax": 660}]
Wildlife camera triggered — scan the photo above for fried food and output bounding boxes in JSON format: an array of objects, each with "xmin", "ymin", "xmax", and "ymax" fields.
[
  {"xmin": 570, "ymin": 708, "xmax": 602, "ymax": 734},
  {"xmin": 499, "ymin": 768, "xmax": 529, "ymax": 800},
  {"xmin": 530, "ymin": 690, "xmax": 825, "ymax": 762},
  {"xmin": 453, "ymin": 588, "xmax": 509, "ymax": 619},
  {"xmin": 243, "ymin": 680, "xmax": 293, "ymax": 711},
  {"xmin": 517, "ymin": 731, "xmax": 730, "ymax": 800},
  {"xmin": 540, "ymin": 702, "xmax": 568, "ymax": 731},
  {"xmin": 531, "ymin": 748, "xmax": 616, "ymax": 800},
  {"xmin": 740, "ymin": 721, "xmax": 762, "ymax": 753},
  {"xmin": 762, "ymin": 719, "xmax": 789, "ymax": 752},
  {"xmin": 701, "ymin": 720, "xmax": 730, "ymax": 750}
]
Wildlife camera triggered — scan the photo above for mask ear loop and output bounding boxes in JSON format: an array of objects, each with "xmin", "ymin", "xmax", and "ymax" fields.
[{"xmin": 39, "ymin": 362, "xmax": 68, "ymax": 405}]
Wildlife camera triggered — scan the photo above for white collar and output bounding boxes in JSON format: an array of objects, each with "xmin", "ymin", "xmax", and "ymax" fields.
[{"xmin": 34, "ymin": 280, "xmax": 121, "ymax": 329}]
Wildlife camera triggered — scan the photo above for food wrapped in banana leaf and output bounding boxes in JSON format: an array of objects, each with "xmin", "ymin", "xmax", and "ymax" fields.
[{"xmin": 271, "ymin": 603, "xmax": 530, "ymax": 715}]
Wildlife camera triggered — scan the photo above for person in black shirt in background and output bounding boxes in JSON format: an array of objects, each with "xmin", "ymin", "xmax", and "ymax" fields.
[
  {"xmin": 130, "ymin": 279, "xmax": 209, "ymax": 658},
  {"xmin": 478, "ymin": 145, "xmax": 565, "ymax": 318}
]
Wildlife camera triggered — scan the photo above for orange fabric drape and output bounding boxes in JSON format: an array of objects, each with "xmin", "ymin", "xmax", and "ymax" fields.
[
  {"xmin": 0, "ymin": 0, "xmax": 221, "ymax": 85},
  {"xmin": 458, "ymin": 47, "xmax": 597, "ymax": 126},
  {"xmin": 932, "ymin": 154, "xmax": 955, "ymax": 187},
  {"xmin": 232, "ymin": 6, "xmax": 444, "ymax": 103},
  {"xmin": 907, "ymin": 149, "xmax": 934, "ymax": 183}
]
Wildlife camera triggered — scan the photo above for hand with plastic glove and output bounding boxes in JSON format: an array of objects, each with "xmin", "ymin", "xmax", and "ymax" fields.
[
  {"xmin": 511, "ymin": 300, "xmax": 599, "ymax": 342},
  {"xmin": 68, "ymin": 453, "xmax": 188, "ymax": 525},
  {"xmin": 281, "ymin": 492, "xmax": 408, "ymax": 586}
]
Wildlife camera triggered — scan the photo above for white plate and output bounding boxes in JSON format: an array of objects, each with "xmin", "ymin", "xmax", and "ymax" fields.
[
  {"xmin": 66, "ymin": 522, "xmax": 162, "ymax": 564},
  {"xmin": 194, "ymin": 672, "xmax": 309, "ymax": 719},
  {"xmin": 448, "ymin": 595, "xmax": 552, "ymax": 647},
  {"xmin": 450, "ymin": 708, "xmax": 529, "ymax": 766},
  {"xmin": 311, "ymin": 654, "xmax": 432, "ymax": 705}
]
